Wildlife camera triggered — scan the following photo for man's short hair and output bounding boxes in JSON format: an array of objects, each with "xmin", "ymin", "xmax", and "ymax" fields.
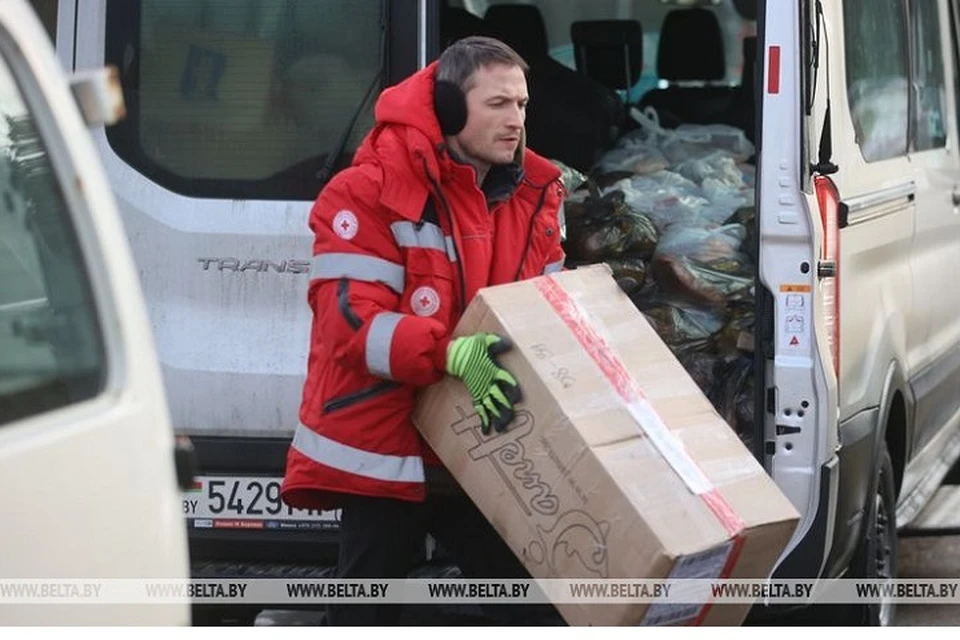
[{"xmin": 436, "ymin": 36, "xmax": 528, "ymax": 93}]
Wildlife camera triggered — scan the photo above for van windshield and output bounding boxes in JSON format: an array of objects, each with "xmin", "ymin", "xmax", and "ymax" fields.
[{"xmin": 104, "ymin": 0, "xmax": 385, "ymax": 200}]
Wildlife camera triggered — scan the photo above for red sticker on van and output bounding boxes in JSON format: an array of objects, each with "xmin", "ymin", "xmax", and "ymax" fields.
[{"xmin": 768, "ymin": 45, "xmax": 781, "ymax": 94}]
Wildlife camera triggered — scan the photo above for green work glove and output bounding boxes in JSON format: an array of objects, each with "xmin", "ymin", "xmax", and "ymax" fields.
[{"xmin": 446, "ymin": 333, "xmax": 523, "ymax": 435}]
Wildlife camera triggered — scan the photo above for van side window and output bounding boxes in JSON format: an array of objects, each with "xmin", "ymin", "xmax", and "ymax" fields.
[
  {"xmin": 911, "ymin": 0, "xmax": 947, "ymax": 150},
  {"xmin": 950, "ymin": 0, "xmax": 960, "ymax": 128},
  {"xmin": 103, "ymin": 0, "xmax": 385, "ymax": 201},
  {"xmin": 843, "ymin": 0, "xmax": 910, "ymax": 162},
  {"xmin": 0, "ymin": 57, "xmax": 106, "ymax": 426}
]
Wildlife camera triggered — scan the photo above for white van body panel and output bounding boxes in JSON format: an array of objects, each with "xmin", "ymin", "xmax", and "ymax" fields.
[
  {"xmin": 822, "ymin": 0, "xmax": 922, "ymax": 428},
  {"xmin": 827, "ymin": 0, "xmax": 932, "ymax": 426},
  {"xmin": 53, "ymin": 0, "xmax": 76, "ymax": 70},
  {"xmin": 758, "ymin": 0, "xmax": 837, "ymax": 573},
  {"xmin": 0, "ymin": 0, "xmax": 189, "ymax": 624},
  {"xmin": 822, "ymin": 0, "xmax": 960, "ymax": 524},
  {"xmin": 74, "ymin": 0, "xmax": 312, "ymax": 438}
]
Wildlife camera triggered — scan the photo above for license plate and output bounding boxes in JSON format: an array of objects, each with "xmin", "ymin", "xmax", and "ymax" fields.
[{"xmin": 182, "ymin": 476, "xmax": 339, "ymax": 530}]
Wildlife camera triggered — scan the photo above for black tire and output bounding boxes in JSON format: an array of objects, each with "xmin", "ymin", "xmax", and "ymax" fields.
[
  {"xmin": 826, "ymin": 443, "xmax": 899, "ymax": 626},
  {"xmin": 190, "ymin": 604, "xmax": 261, "ymax": 626}
]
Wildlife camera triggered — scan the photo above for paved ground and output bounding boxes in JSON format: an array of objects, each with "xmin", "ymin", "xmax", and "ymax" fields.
[{"xmin": 896, "ymin": 534, "xmax": 960, "ymax": 626}]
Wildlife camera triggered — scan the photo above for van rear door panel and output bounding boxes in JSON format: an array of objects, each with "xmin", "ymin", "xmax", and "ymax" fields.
[{"xmin": 758, "ymin": 0, "xmax": 836, "ymax": 574}]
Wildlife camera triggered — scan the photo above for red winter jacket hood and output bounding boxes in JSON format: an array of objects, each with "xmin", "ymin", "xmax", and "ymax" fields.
[
  {"xmin": 373, "ymin": 61, "xmax": 447, "ymax": 142},
  {"xmin": 282, "ymin": 62, "xmax": 565, "ymax": 511}
]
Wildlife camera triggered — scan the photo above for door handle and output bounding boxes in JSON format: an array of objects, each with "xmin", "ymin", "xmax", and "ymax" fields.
[{"xmin": 952, "ymin": 187, "xmax": 960, "ymax": 206}]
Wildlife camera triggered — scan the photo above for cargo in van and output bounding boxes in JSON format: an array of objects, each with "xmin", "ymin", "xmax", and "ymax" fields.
[{"xmin": 443, "ymin": 0, "xmax": 765, "ymax": 457}]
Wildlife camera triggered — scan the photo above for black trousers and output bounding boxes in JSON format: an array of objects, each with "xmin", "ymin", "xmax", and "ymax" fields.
[{"xmin": 330, "ymin": 489, "xmax": 565, "ymax": 626}]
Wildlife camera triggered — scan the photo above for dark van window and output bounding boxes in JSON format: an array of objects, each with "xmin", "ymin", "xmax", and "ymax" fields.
[
  {"xmin": 104, "ymin": 0, "xmax": 385, "ymax": 200},
  {"xmin": 843, "ymin": 0, "xmax": 909, "ymax": 162},
  {"xmin": 0, "ymin": 55, "xmax": 106, "ymax": 425},
  {"xmin": 910, "ymin": 0, "xmax": 947, "ymax": 151}
]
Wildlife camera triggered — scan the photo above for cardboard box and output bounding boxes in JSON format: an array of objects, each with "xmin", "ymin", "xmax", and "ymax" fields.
[{"xmin": 413, "ymin": 265, "xmax": 800, "ymax": 626}]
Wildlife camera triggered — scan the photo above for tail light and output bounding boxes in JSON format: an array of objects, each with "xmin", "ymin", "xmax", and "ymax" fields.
[{"xmin": 814, "ymin": 175, "xmax": 840, "ymax": 377}]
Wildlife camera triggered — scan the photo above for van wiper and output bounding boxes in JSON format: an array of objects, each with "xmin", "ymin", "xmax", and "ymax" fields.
[
  {"xmin": 316, "ymin": 1, "xmax": 389, "ymax": 188},
  {"xmin": 810, "ymin": 0, "xmax": 838, "ymax": 176},
  {"xmin": 805, "ymin": 0, "xmax": 819, "ymax": 115},
  {"xmin": 315, "ymin": 67, "xmax": 383, "ymax": 187}
]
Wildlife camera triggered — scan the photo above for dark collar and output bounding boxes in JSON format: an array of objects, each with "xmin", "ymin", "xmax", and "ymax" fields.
[
  {"xmin": 482, "ymin": 163, "xmax": 525, "ymax": 204},
  {"xmin": 444, "ymin": 145, "xmax": 524, "ymax": 204}
]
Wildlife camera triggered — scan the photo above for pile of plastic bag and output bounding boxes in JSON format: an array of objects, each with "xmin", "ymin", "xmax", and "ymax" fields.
[{"xmin": 554, "ymin": 107, "xmax": 758, "ymax": 450}]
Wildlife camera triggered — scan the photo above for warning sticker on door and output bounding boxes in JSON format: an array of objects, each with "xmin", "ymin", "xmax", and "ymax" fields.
[{"xmin": 778, "ymin": 284, "xmax": 811, "ymax": 353}]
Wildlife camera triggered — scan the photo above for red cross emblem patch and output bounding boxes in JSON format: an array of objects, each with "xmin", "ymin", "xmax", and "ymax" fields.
[
  {"xmin": 411, "ymin": 286, "xmax": 440, "ymax": 317},
  {"xmin": 332, "ymin": 210, "xmax": 359, "ymax": 240}
]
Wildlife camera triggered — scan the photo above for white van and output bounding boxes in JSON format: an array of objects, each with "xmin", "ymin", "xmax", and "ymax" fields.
[
  {"xmin": 53, "ymin": 0, "xmax": 960, "ymax": 626},
  {"xmin": 1, "ymin": 0, "xmax": 190, "ymax": 626}
]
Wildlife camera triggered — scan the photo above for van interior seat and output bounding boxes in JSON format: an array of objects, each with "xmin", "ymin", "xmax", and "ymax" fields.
[
  {"xmin": 638, "ymin": 8, "xmax": 737, "ymax": 128},
  {"xmin": 570, "ymin": 19, "xmax": 645, "ymax": 96},
  {"xmin": 439, "ymin": 6, "xmax": 489, "ymax": 49},
  {"xmin": 482, "ymin": 4, "xmax": 548, "ymax": 63},
  {"xmin": 482, "ymin": 4, "xmax": 624, "ymax": 172}
]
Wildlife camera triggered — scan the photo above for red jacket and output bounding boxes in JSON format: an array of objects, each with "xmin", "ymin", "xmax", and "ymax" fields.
[{"xmin": 282, "ymin": 62, "xmax": 565, "ymax": 511}]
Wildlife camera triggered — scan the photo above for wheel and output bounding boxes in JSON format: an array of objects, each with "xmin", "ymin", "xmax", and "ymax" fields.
[
  {"xmin": 861, "ymin": 444, "xmax": 899, "ymax": 625},
  {"xmin": 826, "ymin": 443, "xmax": 899, "ymax": 626}
]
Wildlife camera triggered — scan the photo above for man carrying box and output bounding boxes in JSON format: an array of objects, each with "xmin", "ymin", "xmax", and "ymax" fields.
[{"xmin": 281, "ymin": 36, "xmax": 567, "ymax": 626}]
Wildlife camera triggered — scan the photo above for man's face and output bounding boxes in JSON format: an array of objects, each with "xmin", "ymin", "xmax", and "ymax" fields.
[{"xmin": 453, "ymin": 63, "xmax": 528, "ymax": 170}]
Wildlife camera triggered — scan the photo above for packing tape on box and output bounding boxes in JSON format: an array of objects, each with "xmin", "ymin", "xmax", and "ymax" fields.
[
  {"xmin": 535, "ymin": 276, "xmax": 748, "ymax": 625},
  {"xmin": 533, "ymin": 276, "xmax": 746, "ymax": 536}
]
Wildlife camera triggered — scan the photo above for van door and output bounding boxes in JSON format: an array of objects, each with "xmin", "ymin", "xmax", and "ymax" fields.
[
  {"xmin": 758, "ymin": 0, "xmax": 841, "ymax": 578},
  {"xmin": 904, "ymin": 0, "xmax": 960, "ymax": 455},
  {"xmin": 0, "ymin": 0, "xmax": 189, "ymax": 625}
]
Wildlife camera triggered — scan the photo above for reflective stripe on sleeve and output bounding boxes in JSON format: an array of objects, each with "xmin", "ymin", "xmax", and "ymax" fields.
[
  {"xmin": 390, "ymin": 221, "xmax": 458, "ymax": 263},
  {"xmin": 445, "ymin": 236, "xmax": 458, "ymax": 262},
  {"xmin": 311, "ymin": 253, "xmax": 405, "ymax": 294},
  {"xmin": 292, "ymin": 424, "xmax": 425, "ymax": 483},
  {"xmin": 391, "ymin": 221, "xmax": 445, "ymax": 252},
  {"xmin": 366, "ymin": 312, "xmax": 404, "ymax": 379}
]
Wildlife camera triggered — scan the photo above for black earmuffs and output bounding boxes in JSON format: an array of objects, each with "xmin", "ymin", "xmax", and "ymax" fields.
[{"xmin": 433, "ymin": 80, "xmax": 467, "ymax": 136}]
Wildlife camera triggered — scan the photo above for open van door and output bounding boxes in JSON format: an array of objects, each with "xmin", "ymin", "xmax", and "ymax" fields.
[{"xmin": 0, "ymin": 0, "xmax": 189, "ymax": 625}]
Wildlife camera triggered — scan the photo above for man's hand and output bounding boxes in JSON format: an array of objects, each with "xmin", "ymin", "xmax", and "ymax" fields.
[{"xmin": 446, "ymin": 333, "xmax": 522, "ymax": 434}]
